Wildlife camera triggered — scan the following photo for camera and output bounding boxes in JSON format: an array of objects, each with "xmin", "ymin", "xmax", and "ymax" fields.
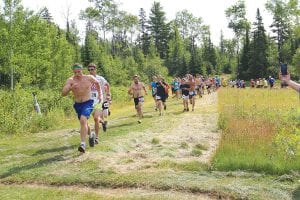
[{"xmin": 280, "ymin": 63, "xmax": 288, "ymax": 75}]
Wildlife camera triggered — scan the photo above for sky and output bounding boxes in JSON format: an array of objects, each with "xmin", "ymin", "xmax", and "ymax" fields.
[{"xmin": 19, "ymin": 0, "xmax": 273, "ymax": 44}]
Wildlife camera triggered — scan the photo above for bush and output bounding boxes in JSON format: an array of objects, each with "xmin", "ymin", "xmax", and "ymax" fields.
[{"xmin": 0, "ymin": 86, "xmax": 73, "ymax": 135}]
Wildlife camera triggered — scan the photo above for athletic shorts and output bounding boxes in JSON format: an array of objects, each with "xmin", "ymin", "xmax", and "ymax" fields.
[
  {"xmin": 156, "ymin": 95, "xmax": 166, "ymax": 102},
  {"xmin": 73, "ymin": 99, "xmax": 94, "ymax": 120},
  {"xmin": 134, "ymin": 96, "xmax": 144, "ymax": 107},
  {"xmin": 182, "ymin": 95, "xmax": 189, "ymax": 100},
  {"xmin": 189, "ymin": 91, "xmax": 197, "ymax": 97}
]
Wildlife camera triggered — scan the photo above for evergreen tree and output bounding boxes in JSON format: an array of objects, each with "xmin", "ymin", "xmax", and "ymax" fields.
[
  {"xmin": 39, "ymin": 7, "xmax": 53, "ymax": 23},
  {"xmin": 138, "ymin": 8, "xmax": 151, "ymax": 55},
  {"xmin": 202, "ymin": 35, "xmax": 217, "ymax": 74},
  {"xmin": 166, "ymin": 26, "xmax": 185, "ymax": 75},
  {"xmin": 239, "ymin": 26, "xmax": 250, "ymax": 79},
  {"xmin": 266, "ymin": 0, "xmax": 290, "ymax": 63},
  {"xmin": 248, "ymin": 8, "xmax": 268, "ymax": 78},
  {"xmin": 148, "ymin": 1, "xmax": 170, "ymax": 59}
]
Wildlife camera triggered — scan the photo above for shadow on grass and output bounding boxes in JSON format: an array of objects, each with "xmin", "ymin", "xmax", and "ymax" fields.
[
  {"xmin": 0, "ymin": 154, "xmax": 68, "ymax": 179},
  {"xmin": 292, "ymin": 186, "xmax": 300, "ymax": 200},
  {"xmin": 108, "ymin": 121, "xmax": 141, "ymax": 129},
  {"xmin": 170, "ymin": 110, "xmax": 185, "ymax": 115},
  {"xmin": 32, "ymin": 144, "xmax": 77, "ymax": 156}
]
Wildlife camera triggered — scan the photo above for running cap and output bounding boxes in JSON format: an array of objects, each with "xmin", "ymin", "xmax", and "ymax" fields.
[{"xmin": 72, "ymin": 63, "xmax": 83, "ymax": 70}]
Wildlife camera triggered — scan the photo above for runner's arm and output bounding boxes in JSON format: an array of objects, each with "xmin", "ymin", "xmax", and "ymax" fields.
[
  {"xmin": 142, "ymin": 83, "xmax": 148, "ymax": 95},
  {"xmin": 61, "ymin": 78, "xmax": 72, "ymax": 96},
  {"xmin": 128, "ymin": 85, "xmax": 133, "ymax": 95}
]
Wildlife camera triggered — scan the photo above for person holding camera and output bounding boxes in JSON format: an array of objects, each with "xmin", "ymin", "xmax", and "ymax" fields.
[
  {"xmin": 280, "ymin": 73, "xmax": 300, "ymax": 92},
  {"xmin": 279, "ymin": 63, "xmax": 300, "ymax": 92}
]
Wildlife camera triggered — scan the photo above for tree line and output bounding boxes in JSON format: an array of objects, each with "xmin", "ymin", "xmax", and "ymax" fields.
[{"xmin": 0, "ymin": 0, "xmax": 299, "ymax": 91}]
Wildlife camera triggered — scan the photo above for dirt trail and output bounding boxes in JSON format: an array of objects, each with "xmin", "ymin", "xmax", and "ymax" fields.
[
  {"xmin": 4, "ymin": 93, "xmax": 221, "ymax": 200},
  {"xmin": 78, "ymin": 92, "xmax": 220, "ymax": 173}
]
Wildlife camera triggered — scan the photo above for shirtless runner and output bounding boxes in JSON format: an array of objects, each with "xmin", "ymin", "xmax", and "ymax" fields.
[
  {"xmin": 128, "ymin": 75, "xmax": 147, "ymax": 123},
  {"xmin": 62, "ymin": 63, "xmax": 102, "ymax": 153}
]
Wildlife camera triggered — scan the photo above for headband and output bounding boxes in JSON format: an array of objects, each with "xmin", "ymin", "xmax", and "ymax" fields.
[{"xmin": 72, "ymin": 64, "xmax": 83, "ymax": 70}]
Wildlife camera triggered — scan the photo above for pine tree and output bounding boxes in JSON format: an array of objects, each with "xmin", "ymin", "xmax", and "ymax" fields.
[
  {"xmin": 138, "ymin": 8, "xmax": 151, "ymax": 55},
  {"xmin": 148, "ymin": 2, "xmax": 170, "ymax": 59},
  {"xmin": 239, "ymin": 26, "xmax": 250, "ymax": 79},
  {"xmin": 248, "ymin": 8, "xmax": 268, "ymax": 78},
  {"xmin": 39, "ymin": 7, "xmax": 53, "ymax": 23}
]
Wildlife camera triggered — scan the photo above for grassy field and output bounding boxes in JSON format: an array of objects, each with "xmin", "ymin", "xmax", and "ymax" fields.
[
  {"xmin": 0, "ymin": 90, "xmax": 299, "ymax": 199},
  {"xmin": 214, "ymin": 88, "xmax": 300, "ymax": 174}
]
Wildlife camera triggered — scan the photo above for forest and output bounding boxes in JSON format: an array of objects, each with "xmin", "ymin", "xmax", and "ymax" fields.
[{"xmin": 0, "ymin": 0, "xmax": 299, "ymax": 90}]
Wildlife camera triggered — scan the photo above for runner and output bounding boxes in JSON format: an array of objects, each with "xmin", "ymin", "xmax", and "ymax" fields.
[
  {"xmin": 195, "ymin": 75, "xmax": 202, "ymax": 98},
  {"xmin": 172, "ymin": 77, "xmax": 181, "ymax": 100},
  {"xmin": 88, "ymin": 63, "xmax": 111, "ymax": 145},
  {"xmin": 206, "ymin": 78, "xmax": 213, "ymax": 94},
  {"xmin": 128, "ymin": 75, "xmax": 148, "ymax": 123},
  {"xmin": 156, "ymin": 76, "xmax": 169, "ymax": 116},
  {"xmin": 180, "ymin": 77, "xmax": 190, "ymax": 112},
  {"xmin": 61, "ymin": 63, "xmax": 102, "ymax": 153},
  {"xmin": 150, "ymin": 76, "xmax": 158, "ymax": 111},
  {"xmin": 188, "ymin": 74, "xmax": 197, "ymax": 111}
]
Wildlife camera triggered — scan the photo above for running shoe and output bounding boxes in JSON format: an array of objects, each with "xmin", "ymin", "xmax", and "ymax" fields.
[
  {"xmin": 78, "ymin": 143, "xmax": 85, "ymax": 153},
  {"xmin": 89, "ymin": 132, "xmax": 95, "ymax": 147},
  {"xmin": 95, "ymin": 137, "xmax": 99, "ymax": 144},
  {"xmin": 102, "ymin": 121, "xmax": 108, "ymax": 132}
]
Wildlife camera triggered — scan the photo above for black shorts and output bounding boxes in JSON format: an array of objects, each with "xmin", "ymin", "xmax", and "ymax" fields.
[
  {"xmin": 156, "ymin": 95, "xmax": 166, "ymax": 102},
  {"xmin": 134, "ymin": 96, "xmax": 144, "ymax": 107}
]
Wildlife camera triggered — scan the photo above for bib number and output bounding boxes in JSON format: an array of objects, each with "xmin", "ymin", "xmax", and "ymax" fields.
[{"xmin": 102, "ymin": 101, "xmax": 109, "ymax": 109}]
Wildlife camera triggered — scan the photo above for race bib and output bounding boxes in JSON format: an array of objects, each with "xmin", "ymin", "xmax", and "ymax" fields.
[
  {"xmin": 102, "ymin": 101, "xmax": 109, "ymax": 109},
  {"xmin": 91, "ymin": 92, "xmax": 97, "ymax": 98}
]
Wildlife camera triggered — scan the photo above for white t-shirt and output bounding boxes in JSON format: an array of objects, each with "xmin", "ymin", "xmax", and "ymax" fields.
[{"xmin": 91, "ymin": 75, "xmax": 108, "ymax": 104}]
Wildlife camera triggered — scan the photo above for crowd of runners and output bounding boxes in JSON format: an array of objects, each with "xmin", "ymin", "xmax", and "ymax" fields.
[{"xmin": 61, "ymin": 63, "xmax": 299, "ymax": 153}]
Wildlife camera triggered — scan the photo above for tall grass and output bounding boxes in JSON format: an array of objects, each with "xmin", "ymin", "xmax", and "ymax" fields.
[
  {"xmin": 0, "ymin": 86, "xmax": 131, "ymax": 135},
  {"xmin": 214, "ymin": 88, "xmax": 300, "ymax": 174}
]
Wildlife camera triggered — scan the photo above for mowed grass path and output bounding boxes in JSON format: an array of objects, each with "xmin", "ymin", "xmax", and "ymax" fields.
[{"xmin": 0, "ymin": 91, "xmax": 299, "ymax": 200}]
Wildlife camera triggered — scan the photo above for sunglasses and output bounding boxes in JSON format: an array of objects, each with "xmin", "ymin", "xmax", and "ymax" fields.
[{"xmin": 88, "ymin": 68, "xmax": 95, "ymax": 71}]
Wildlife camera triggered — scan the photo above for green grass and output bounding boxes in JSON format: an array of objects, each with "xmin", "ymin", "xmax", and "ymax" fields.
[
  {"xmin": 213, "ymin": 88, "xmax": 300, "ymax": 174},
  {"xmin": 0, "ymin": 91, "xmax": 299, "ymax": 200}
]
